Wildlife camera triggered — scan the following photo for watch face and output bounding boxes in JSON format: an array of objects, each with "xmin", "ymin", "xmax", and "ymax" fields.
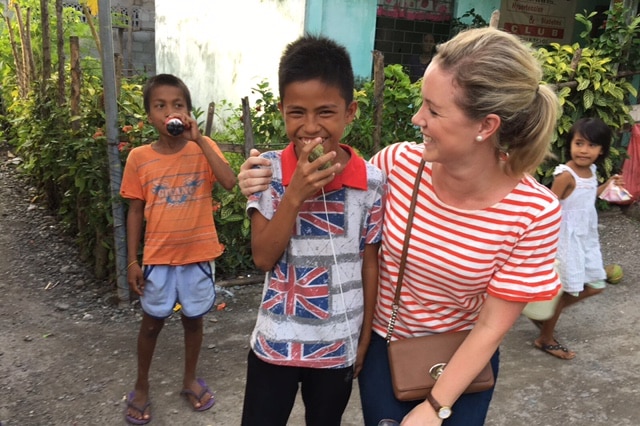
[{"xmin": 438, "ymin": 407, "xmax": 452, "ymax": 419}]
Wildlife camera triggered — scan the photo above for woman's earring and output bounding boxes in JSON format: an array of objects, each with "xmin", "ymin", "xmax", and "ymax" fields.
[{"xmin": 475, "ymin": 135, "xmax": 483, "ymax": 142}]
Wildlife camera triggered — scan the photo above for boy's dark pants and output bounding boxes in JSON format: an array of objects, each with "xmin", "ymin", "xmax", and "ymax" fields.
[{"xmin": 241, "ymin": 349, "xmax": 353, "ymax": 426}]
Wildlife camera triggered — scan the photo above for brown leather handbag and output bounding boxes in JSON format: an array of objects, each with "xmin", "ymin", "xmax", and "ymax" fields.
[{"xmin": 385, "ymin": 160, "xmax": 495, "ymax": 402}]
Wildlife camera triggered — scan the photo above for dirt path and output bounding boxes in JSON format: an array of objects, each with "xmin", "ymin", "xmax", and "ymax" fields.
[
  {"xmin": 1, "ymin": 145, "xmax": 640, "ymax": 425},
  {"xmin": 0, "ymin": 147, "xmax": 362, "ymax": 426}
]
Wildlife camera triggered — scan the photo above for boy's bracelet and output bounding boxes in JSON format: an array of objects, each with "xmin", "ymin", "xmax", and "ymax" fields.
[{"xmin": 126, "ymin": 260, "xmax": 139, "ymax": 269}]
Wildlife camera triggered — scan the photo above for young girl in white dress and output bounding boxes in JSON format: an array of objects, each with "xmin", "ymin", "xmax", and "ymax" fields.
[{"xmin": 534, "ymin": 117, "xmax": 624, "ymax": 360}]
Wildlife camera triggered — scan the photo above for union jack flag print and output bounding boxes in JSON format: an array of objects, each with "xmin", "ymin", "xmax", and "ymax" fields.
[
  {"xmin": 262, "ymin": 261, "xmax": 330, "ymax": 320},
  {"xmin": 254, "ymin": 335, "xmax": 347, "ymax": 368},
  {"xmin": 297, "ymin": 190, "xmax": 345, "ymax": 236}
]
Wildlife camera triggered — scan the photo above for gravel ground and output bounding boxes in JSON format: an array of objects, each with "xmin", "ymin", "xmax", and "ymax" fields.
[{"xmin": 1, "ymin": 143, "xmax": 639, "ymax": 426}]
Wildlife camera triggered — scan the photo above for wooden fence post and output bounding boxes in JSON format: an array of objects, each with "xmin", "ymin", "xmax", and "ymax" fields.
[
  {"xmin": 242, "ymin": 96, "xmax": 255, "ymax": 158},
  {"xmin": 115, "ymin": 53, "xmax": 122, "ymax": 98},
  {"xmin": 70, "ymin": 36, "xmax": 81, "ymax": 132},
  {"xmin": 490, "ymin": 10, "xmax": 500, "ymax": 28},
  {"xmin": 205, "ymin": 101, "xmax": 215, "ymax": 136},
  {"xmin": 373, "ymin": 50, "xmax": 385, "ymax": 154}
]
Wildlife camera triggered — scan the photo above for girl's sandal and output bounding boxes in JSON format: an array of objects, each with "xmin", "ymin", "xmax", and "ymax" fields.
[{"xmin": 534, "ymin": 340, "xmax": 576, "ymax": 360}]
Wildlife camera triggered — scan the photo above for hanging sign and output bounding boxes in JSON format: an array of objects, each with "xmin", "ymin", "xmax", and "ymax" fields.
[{"xmin": 499, "ymin": 0, "xmax": 576, "ymax": 45}]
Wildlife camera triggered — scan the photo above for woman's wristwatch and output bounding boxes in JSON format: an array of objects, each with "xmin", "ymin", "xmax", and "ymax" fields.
[{"xmin": 426, "ymin": 390, "xmax": 452, "ymax": 419}]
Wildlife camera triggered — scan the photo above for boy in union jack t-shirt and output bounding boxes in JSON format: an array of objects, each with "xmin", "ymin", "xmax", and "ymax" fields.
[{"xmin": 241, "ymin": 35, "xmax": 386, "ymax": 426}]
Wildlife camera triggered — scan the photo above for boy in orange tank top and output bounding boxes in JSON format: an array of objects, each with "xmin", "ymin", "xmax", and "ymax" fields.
[{"xmin": 120, "ymin": 74, "xmax": 236, "ymax": 424}]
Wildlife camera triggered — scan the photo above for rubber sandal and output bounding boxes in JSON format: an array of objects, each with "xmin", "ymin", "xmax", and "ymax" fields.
[
  {"xmin": 180, "ymin": 378, "xmax": 215, "ymax": 412},
  {"xmin": 125, "ymin": 391, "xmax": 151, "ymax": 425},
  {"xmin": 534, "ymin": 340, "xmax": 576, "ymax": 360}
]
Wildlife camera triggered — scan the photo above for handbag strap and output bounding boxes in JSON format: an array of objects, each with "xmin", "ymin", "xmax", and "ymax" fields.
[{"xmin": 385, "ymin": 159, "xmax": 426, "ymax": 343}]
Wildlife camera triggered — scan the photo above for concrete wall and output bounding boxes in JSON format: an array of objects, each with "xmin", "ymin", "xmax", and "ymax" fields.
[
  {"xmin": 63, "ymin": 0, "xmax": 155, "ymax": 75},
  {"xmin": 155, "ymin": 0, "xmax": 305, "ymax": 123},
  {"xmin": 155, "ymin": 0, "xmax": 378, "ymax": 123}
]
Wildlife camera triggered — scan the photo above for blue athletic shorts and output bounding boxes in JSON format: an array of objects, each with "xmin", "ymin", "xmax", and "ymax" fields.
[{"xmin": 141, "ymin": 261, "xmax": 216, "ymax": 319}]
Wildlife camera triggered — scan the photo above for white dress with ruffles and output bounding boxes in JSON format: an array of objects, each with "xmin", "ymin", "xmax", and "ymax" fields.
[{"xmin": 554, "ymin": 164, "xmax": 606, "ymax": 293}]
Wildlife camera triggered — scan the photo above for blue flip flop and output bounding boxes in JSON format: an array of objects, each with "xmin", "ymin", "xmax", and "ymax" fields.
[
  {"xmin": 125, "ymin": 391, "xmax": 151, "ymax": 425},
  {"xmin": 180, "ymin": 378, "xmax": 215, "ymax": 412}
]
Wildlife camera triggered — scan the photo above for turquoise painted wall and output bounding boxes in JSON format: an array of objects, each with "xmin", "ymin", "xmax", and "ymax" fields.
[
  {"xmin": 305, "ymin": 0, "xmax": 378, "ymax": 78},
  {"xmin": 453, "ymin": 0, "xmax": 500, "ymax": 24}
]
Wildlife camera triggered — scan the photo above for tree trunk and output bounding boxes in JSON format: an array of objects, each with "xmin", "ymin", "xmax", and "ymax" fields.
[
  {"xmin": 24, "ymin": 8, "xmax": 36, "ymax": 81},
  {"xmin": 83, "ymin": 4, "xmax": 102, "ymax": 59},
  {"xmin": 41, "ymin": 0, "xmax": 52, "ymax": 84},
  {"xmin": 56, "ymin": 0, "xmax": 66, "ymax": 106},
  {"xmin": 3, "ymin": 15, "xmax": 28, "ymax": 98},
  {"xmin": 13, "ymin": 4, "xmax": 36, "ymax": 88}
]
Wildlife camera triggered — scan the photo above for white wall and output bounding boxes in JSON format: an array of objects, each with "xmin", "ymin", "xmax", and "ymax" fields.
[{"xmin": 155, "ymin": 0, "xmax": 306, "ymax": 127}]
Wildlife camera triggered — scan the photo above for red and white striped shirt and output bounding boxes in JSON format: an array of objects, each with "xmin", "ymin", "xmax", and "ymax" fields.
[{"xmin": 370, "ymin": 142, "xmax": 561, "ymax": 339}]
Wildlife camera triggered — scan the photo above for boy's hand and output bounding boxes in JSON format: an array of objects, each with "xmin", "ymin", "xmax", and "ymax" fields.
[
  {"xmin": 238, "ymin": 149, "xmax": 273, "ymax": 196},
  {"xmin": 164, "ymin": 112, "xmax": 203, "ymax": 144},
  {"xmin": 286, "ymin": 138, "xmax": 340, "ymax": 204},
  {"xmin": 168, "ymin": 112, "xmax": 203, "ymax": 143},
  {"xmin": 353, "ymin": 335, "xmax": 371, "ymax": 378},
  {"xmin": 127, "ymin": 264, "xmax": 145, "ymax": 296}
]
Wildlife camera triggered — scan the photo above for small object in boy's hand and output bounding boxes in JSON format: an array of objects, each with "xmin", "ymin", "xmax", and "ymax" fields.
[
  {"xmin": 165, "ymin": 117, "xmax": 185, "ymax": 136},
  {"xmin": 308, "ymin": 144, "xmax": 331, "ymax": 170}
]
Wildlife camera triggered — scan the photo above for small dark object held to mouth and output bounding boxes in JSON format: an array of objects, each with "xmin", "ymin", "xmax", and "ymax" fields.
[{"xmin": 165, "ymin": 118, "xmax": 184, "ymax": 136}]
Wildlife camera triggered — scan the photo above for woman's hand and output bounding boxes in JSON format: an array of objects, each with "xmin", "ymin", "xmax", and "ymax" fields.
[{"xmin": 400, "ymin": 401, "xmax": 442, "ymax": 426}]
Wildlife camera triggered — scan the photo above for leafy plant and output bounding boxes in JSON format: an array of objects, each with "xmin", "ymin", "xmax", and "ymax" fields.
[
  {"xmin": 576, "ymin": 3, "xmax": 640, "ymax": 74},
  {"xmin": 3, "ymin": 2, "xmax": 640, "ymax": 283},
  {"xmin": 536, "ymin": 5, "xmax": 640, "ymax": 187},
  {"xmin": 213, "ymin": 181, "xmax": 254, "ymax": 278},
  {"xmin": 346, "ymin": 64, "xmax": 422, "ymax": 158},
  {"xmin": 250, "ymin": 80, "xmax": 287, "ymax": 149}
]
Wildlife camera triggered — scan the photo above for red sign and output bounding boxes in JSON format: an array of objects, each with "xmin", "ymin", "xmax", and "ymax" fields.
[{"xmin": 504, "ymin": 23, "xmax": 565, "ymax": 40}]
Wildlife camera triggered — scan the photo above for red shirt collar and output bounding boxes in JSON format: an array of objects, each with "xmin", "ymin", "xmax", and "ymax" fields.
[{"xmin": 281, "ymin": 142, "xmax": 368, "ymax": 191}]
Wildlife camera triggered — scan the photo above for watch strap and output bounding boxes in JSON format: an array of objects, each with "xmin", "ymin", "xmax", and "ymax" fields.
[{"xmin": 426, "ymin": 390, "xmax": 452, "ymax": 419}]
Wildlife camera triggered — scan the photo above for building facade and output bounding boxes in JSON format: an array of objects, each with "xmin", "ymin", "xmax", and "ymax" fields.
[{"xmin": 151, "ymin": 0, "xmax": 622, "ymax": 121}]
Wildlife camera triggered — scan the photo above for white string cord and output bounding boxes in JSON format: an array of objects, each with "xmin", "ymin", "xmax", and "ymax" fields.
[{"xmin": 320, "ymin": 187, "xmax": 357, "ymax": 363}]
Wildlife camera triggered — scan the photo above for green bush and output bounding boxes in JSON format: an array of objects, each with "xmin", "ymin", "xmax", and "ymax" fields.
[
  {"xmin": 536, "ymin": 3, "xmax": 640, "ymax": 188},
  {"xmin": 3, "ymin": 3, "xmax": 640, "ymax": 284},
  {"xmin": 213, "ymin": 179, "xmax": 253, "ymax": 278},
  {"xmin": 346, "ymin": 64, "xmax": 423, "ymax": 158}
]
